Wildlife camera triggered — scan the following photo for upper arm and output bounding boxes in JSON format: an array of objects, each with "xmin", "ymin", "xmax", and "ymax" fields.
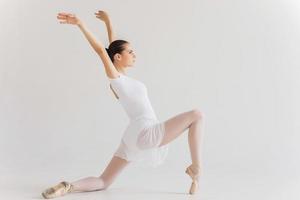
[
  {"xmin": 96, "ymin": 48, "xmax": 120, "ymax": 79},
  {"xmin": 109, "ymin": 37, "xmax": 116, "ymax": 45}
]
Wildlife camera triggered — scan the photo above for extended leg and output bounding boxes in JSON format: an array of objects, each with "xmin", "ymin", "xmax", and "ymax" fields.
[{"xmin": 71, "ymin": 156, "xmax": 130, "ymax": 192}]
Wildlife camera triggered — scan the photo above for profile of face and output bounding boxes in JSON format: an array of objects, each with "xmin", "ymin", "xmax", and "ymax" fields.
[{"xmin": 114, "ymin": 43, "xmax": 136, "ymax": 67}]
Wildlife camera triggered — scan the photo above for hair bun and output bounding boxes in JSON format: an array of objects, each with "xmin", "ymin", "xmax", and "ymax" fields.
[{"xmin": 105, "ymin": 48, "xmax": 110, "ymax": 55}]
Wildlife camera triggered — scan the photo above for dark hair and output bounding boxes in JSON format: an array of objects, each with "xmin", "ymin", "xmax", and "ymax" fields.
[{"xmin": 105, "ymin": 40, "xmax": 129, "ymax": 62}]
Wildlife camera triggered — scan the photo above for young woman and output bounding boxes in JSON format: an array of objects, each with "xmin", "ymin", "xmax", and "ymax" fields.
[{"xmin": 41, "ymin": 10, "xmax": 204, "ymax": 199}]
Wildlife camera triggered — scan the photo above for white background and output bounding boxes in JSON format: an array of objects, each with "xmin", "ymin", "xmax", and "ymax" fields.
[{"xmin": 0, "ymin": 0, "xmax": 299, "ymax": 199}]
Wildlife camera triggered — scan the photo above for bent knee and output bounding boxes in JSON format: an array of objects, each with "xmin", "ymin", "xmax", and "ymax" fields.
[{"xmin": 191, "ymin": 108, "xmax": 204, "ymax": 120}]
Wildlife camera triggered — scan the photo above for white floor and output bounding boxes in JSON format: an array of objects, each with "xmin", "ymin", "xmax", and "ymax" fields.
[{"xmin": 1, "ymin": 164, "xmax": 299, "ymax": 200}]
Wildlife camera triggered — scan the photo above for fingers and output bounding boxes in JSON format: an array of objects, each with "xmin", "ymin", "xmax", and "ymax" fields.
[
  {"xmin": 94, "ymin": 11, "xmax": 102, "ymax": 16},
  {"xmin": 57, "ymin": 11, "xmax": 103, "ymax": 18},
  {"xmin": 57, "ymin": 13, "xmax": 75, "ymax": 18},
  {"xmin": 57, "ymin": 14, "xmax": 67, "ymax": 24},
  {"xmin": 57, "ymin": 12, "xmax": 76, "ymax": 24},
  {"xmin": 57, "ymin": 15, "xmax": 68, "ymax": 22},
  {"xmin": 57, "ymin": 12, "xmax": 70, "ymax": 17},
  {"xmin": 57, "ymin": 11, "xmax": 102, "ymax": 24},
  {"xmin": 94, "ymin": 10, "xmax": 107, "ymax": 17},
  {"xmin": 57, "ymin": 17, "xmax": 67, "ymax": 23},
  {"xmin": 57, "ymin": 15, "xmax": 66, "ymax": 20},
  {"xmin": 96, "ymin": 10, "xmax": 105, "ymax": 14}
]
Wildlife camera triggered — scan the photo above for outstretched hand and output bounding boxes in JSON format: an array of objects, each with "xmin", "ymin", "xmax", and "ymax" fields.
[
  {"xmin": 94, "ymin": 10, "xmax": 110, "ymax": 22},
  {"xmin": 57, "ymin": 13, "xmax": 81, "ymax": 25}
]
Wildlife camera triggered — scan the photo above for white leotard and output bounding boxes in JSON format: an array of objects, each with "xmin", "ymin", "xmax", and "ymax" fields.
[
  {"xmin": 108, "ymin": 73, "xmax": 169, "ymax": 167},
  {"xmin": 109, "ymin": 73, "xmax": 157, "ymax": 120}
]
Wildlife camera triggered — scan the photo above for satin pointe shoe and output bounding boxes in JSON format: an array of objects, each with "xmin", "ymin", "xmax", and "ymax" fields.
[
  {"xmin": 41, "ymin": 181, "xmax": 74, "ymax": 199},
  {"xmin": 185, "ymin": 164, "xmax": 201, "ymax": 195}
]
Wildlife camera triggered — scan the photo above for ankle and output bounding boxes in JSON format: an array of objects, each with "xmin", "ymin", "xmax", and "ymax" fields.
[{"xmin": 190, "ymin": 164, "xmax": 201, "ymax": 172}]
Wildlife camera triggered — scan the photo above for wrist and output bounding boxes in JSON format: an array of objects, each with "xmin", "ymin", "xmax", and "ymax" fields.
[
  {"xmin": 77, "ymin": 20, "xmax": 84, "ymax": 28},
  {"xmin": 104, "ymin": 19, "xmax": 111, "ymax": 25}
]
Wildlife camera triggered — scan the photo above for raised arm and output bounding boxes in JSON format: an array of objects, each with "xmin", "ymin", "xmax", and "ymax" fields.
[
  {"xmin": 57, "ymin": 12, "xmax": 120, "ymax": 79},
  {"xmin": 95, "ymin": 10, "xmax": 116, "ymax": 44}
]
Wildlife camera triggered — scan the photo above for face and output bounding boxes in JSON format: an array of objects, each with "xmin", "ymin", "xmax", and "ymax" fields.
[{"xmin": 117, "ymin": 43, "xmax": 136, "ymax": 67}]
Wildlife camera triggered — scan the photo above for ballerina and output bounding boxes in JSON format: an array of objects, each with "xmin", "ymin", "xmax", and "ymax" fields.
[{"xmin": 41, "ymin": 10, "xmax": 204, "ymax": 199}]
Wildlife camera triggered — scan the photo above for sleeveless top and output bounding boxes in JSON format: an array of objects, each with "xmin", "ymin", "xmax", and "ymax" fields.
[
  {"xmin": 108, "ymin": 73, "xmax": 169, "ymax": 167},
  {"xmin": 108, "ymin": 73, "xmax": 158, "ymax": 121}
]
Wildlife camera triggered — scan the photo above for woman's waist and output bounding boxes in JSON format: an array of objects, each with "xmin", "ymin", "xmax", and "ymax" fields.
[{"xmin": 130, "ymin": 114, "xmax": 158, "ymax": 122}]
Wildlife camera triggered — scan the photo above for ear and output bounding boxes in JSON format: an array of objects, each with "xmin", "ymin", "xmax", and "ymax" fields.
[{"xmin": 114, "ymin": 53, "xmax": 122, "ymax": 61}]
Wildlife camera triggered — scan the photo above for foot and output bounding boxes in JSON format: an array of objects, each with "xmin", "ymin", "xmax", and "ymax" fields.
[
  {"xmin": 42, "ymin": 181, "xmax": 74, "ymax": 199},
  {"xmin": 185, "ymin": 164, "xmax": 201, "ymax": 194}
]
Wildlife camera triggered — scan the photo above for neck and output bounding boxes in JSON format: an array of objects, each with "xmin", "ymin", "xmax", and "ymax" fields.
[{"xmin": 114, "ymin": 62, "xmax": 127, "ymax": 75}]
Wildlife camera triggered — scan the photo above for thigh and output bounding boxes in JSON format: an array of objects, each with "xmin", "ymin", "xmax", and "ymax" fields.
[
  {"xmin": 159, "ymin": 109, "xmax": 202, "ymax": 147},
  {"xmin": 99, "ymin": 156, "xmax": 130, "ymax": 186}
]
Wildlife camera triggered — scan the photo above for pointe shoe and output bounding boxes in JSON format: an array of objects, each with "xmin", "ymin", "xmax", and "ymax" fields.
[
  {"xmin": 41, "ymin": 181, "xmax": 74, "ymax": 199},
  {"xmin": 185, "ymin": 164, "xmax": 201, "ymax": 195}
]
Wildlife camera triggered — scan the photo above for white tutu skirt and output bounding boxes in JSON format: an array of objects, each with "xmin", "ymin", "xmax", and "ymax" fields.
[{"xmin": 114, "ymin": 117, "xmax": 169, "ymax": 168}]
